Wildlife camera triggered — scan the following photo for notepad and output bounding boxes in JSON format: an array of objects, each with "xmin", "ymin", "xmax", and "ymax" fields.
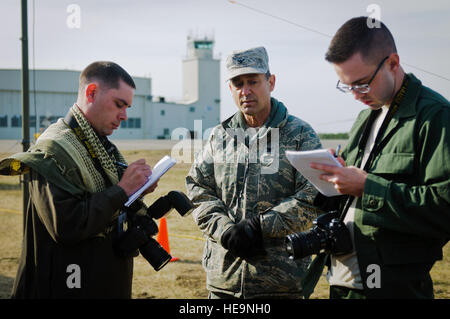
[
  {"xmin": 124, "ymin": 155, "xmax": 177, "ymax": 207},
  {"xmin": 286, "ymin": 149, "xmax": 343, "ymax": 197}
]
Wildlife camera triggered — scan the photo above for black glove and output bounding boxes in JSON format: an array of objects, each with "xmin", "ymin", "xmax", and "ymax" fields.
[{"xmin": 221, "ymin": 215, "xmax": 264, "ymax": 258}]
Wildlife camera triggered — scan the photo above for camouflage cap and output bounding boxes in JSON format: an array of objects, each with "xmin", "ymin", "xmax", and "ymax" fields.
[{"xmin": 226, "ymin": 46, "xmax": 269, "ymax": 81}]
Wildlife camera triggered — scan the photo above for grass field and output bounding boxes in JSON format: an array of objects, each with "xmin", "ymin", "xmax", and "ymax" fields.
[{"xmin": 0, "ymin": 149, "xmax": 448, "ymax": 299}]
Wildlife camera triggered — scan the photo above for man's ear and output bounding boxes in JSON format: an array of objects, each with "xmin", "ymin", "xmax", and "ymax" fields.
[
  {"xmin": 388, "ymin": 53, "xmax": 400, "ymax": 72},
  {"xmin": 268, "ymin": 74, "xmax": 276, "ymax": 92},
  {"xmin": 85, "ymin": 83, "xmax": 97, "ymax": 103}
]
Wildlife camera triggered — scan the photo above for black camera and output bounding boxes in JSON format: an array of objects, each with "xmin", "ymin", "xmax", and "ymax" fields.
[
  {"xmin": 285, "ymin": 211, "xmax": 353, "ymax": 260},
  {"xmin": 114, "ymin": 191, "xmax": 193, "ymax": 271}
]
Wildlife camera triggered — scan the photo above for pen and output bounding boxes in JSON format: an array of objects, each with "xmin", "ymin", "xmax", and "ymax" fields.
[
  {"xmin": 335, "ymin": 144, "xmax": 341, "ymax": 158},
  {"xmin": 114, "ymin": 161, "xmax": 128, "ymax": 169}
]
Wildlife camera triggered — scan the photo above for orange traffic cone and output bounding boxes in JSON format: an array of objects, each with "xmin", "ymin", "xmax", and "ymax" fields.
[{"xmin": 157, "ymin": 217, "xmax": 179, "ymax": 262}]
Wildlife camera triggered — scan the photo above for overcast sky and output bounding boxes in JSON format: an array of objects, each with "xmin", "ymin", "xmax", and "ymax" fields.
[{"xmin": 1, "ymin": 0, "xmax": 449, "ymax": 133}]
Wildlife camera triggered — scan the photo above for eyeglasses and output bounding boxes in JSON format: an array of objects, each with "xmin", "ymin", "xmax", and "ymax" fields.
[{"xmin": 336, "ymin": 56, "xmax": 389, "ymax": 94}]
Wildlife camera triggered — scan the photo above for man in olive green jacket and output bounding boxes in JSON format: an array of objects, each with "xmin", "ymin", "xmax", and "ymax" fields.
[
  {"xmin": 186, "ymin": 47, "xmax": 322, "ymax": 298},
  {"xmin": 0, "ymin": 62, "xmax": 157, "ymax": 298},
  {"xmin": 307, "ymin": 17, "xmax": 450, "ymax": 299}
]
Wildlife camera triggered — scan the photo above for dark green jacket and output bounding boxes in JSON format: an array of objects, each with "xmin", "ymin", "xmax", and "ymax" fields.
[{"xmin": 341, "ymin": 74, "xmax": 450, "ymax": 298}]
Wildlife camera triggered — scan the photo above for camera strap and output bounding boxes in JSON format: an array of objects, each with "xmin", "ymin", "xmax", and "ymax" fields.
[{"xmin": 338, "ymin": 74, "xmax": 410, "ymax": 222}]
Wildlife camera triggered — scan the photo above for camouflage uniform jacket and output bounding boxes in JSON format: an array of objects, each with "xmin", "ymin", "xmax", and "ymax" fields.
[{"xmin": 186, "ymin": 98, "xmax": 323, "ymax": 298}]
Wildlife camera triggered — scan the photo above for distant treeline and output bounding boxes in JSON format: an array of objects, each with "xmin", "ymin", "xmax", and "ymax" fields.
[{"xmin": 318, "ymin": 133, "xmax": 349, "ymax": 140}]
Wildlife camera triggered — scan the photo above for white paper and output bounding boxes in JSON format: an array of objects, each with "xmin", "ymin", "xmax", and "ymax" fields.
[
  {"xmin": 285, "ymin": 149, "xmax": 343, "ymax": 197},
  {"xmin": 124, "ymin": 155, "xmax": 176, "ymax": 207}
]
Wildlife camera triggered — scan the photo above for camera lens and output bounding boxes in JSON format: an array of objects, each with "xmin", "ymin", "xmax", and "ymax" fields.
[
  {"xmin": 147, "ymin": 191, "xmax": 194, "ymax": 219},
  {"xmin": 139, "ymin": 238, "xmax": 172, "ymax": 271},
  {"xmin": 168, "ymin": 191, "xmax": 194, "ymax": 217},
  {"xmin": 286, "ymin": 228, "xmax": 327, "ymax": 260},
  {"xmin": 114, "ymin": 225, "xmax": 148, "ymax": 258}
]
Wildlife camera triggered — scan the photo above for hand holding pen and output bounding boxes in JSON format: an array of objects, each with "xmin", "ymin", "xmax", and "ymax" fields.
[
  {"xmin": 334, "ymin": 144, "xmax": 341, "ymax": 158},
  {"xmin": 332, "ymin": 144, "xmax": 346, "ymax": 166},
  {"xmin": 116, "ymin": 159, "xmax": 157, "ymax": 196}
]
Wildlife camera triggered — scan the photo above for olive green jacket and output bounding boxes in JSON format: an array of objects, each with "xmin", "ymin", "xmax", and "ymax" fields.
[
  {"xmin": 313, "ymin": 74, "xmax": 450, "ymax": 299},
  {"xmin": 186, "ymin": 98, "xmax": 323, "ymax": 298}
]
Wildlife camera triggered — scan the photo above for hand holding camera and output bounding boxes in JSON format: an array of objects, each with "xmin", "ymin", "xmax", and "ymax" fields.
[
  {"xmin": 114, "ymin": 191, "xmax": 194, "ymax": 271},
  {"xmin": 286, "ymin": 211, "xmax": 353, "ymax": 260}
]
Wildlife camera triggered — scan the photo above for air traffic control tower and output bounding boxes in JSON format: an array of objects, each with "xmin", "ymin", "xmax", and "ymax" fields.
[{"xmin": 181, "ymin": 35, "xmax": 221, "ymax": 135}]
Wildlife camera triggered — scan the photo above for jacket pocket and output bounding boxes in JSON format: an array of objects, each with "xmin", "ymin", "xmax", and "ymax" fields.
[
  {"xmin": 362, "ymin": 153, "xmax": 415, "ymax": 212},
  {"xmin": 370, "ymin": 153, "xmax": 414, "ymax": 175}
]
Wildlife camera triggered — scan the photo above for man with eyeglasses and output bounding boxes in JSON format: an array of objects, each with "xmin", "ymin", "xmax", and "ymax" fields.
[{"xmin": 306, "ymin": 17, "xmax": 450, "ymax": 299}]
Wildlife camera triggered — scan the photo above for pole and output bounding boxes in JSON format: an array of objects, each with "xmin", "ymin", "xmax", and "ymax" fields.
[{"xmin": 21, "ymin": 0, "xmax": 30, "ymax": 232}]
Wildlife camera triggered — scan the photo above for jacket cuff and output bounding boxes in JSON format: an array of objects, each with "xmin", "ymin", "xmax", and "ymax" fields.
[{"xmin": 105, "ymin": 185, "xmax": 129, "ymax": 210}]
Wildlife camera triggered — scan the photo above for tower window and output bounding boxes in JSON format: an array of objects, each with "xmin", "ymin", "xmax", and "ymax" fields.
[{"xmin": 194, "ymin": 41, "xmax": 212, "ymax": 49}]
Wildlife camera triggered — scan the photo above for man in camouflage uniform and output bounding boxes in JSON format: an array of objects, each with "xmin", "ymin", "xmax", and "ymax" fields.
[{"xmin": 186, "ymin": 46, "xmax": 323, "ymax": 298}]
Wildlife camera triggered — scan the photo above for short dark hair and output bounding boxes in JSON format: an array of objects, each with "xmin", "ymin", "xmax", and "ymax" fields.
[
  {"xmin": 325, "ymin": 17, "xmax": 397, "ymax": 65},
  {"xmin": 79, "ymin": 61, "xmax": 136, "ymax": 93}
]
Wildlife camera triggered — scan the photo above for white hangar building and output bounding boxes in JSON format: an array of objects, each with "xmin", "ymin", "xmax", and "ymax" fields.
[{"xmin": 0, "ymin": 36, "xmax": 220, "ymax": 140}]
